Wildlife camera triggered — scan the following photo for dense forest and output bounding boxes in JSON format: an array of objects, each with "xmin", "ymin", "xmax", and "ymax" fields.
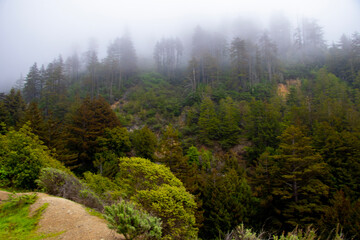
[{"xmin": 1, "ymin": 15, "xmax": 360, "ymax": 239}]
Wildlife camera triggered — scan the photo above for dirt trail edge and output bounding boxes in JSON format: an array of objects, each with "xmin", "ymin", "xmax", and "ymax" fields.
[{"xmin": 0, "ymin": 191, "xmax": 124, "ymax": 240}]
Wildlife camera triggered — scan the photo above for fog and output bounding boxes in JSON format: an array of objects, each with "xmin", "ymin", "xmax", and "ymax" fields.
[{"xmin": 1, "ymin": 0, "xmax": 359, "ymax": 92}]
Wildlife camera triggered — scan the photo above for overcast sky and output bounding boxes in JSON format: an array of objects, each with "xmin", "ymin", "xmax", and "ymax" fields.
[{"xmin": 1, "ymin": 0, "xmax": 360, "ymax": 92}]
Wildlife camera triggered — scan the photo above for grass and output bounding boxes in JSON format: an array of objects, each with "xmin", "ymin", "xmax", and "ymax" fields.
[
  {"xmin": 0, "ymin": 193, "xmax": 52, "ymax": 240},
  {"xmin": 85, "ymin": 207, "xmax": 104, "ymax": 219}
]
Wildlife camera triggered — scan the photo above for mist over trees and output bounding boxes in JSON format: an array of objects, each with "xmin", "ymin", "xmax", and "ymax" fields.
[{"xmin": 1, "ymin": 11, "xmax": 360, "ymax": 240}]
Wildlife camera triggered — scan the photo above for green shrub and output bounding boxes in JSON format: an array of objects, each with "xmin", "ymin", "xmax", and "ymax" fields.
[
  {"xmin": 36, "ymin": 168, "xmax": 103, "ymax": 211},
  {"xmin": 224, "ymin": 225, "xmax": 345, "ymax": 240},
  {"xmin": 116, "ymin": 157, "xmax": 198, "ymax": 239},
  {"xmin": 116, "ymin": 157, "xmax": 183, "ymax": 196},
  {"xmin": 0, "ymin": 124, "xmax": 66, "ymax": 190},
  {"xmin": 104, "ymin": 201, "xmax": 162, "ymax": 240},
  {"xmin": 224, "ymin": 224, "xmax": 264, "ymax": 240},
  {"xmin": 83, "ymin": 172, "xmax": 125, "ymax": 203},
  {"xmin": 136, "ymin": 184, "xmax": 198, "ymax": 240}
]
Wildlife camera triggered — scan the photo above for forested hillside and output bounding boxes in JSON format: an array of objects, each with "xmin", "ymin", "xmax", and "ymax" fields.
[{"xmin": 1, "ymin": 16, "xmax": 360, "ymax": 239}]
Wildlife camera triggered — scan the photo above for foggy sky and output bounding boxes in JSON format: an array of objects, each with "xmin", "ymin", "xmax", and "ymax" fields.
[{"xmin": 1, "ymin": 0, "xmax": 360, "ymax": 92}]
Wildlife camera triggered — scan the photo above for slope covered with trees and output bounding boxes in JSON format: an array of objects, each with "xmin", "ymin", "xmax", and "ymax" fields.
[{"xmin": 1, "ymin": 15, "xmax": 360, "ymax": 239}]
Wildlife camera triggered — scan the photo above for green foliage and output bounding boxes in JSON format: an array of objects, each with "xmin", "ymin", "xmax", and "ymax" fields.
[
  {"xmin": 97, "ymin": 127, "xmax": 131, "ymax": 157},
  {"xmin": 313, "ymin": 122, "xmax": 360, "ymax": 198},
  {"xmin": 67, "ymin": 96, "xmax": 121, "ymax": 171},
  {"xmin": 270, "ymin": 125, "xmax": 329, "ymax": 228},
  {"xmin": 186, "ymin": 145, "xmax": 200, "ymax": 166},
  {"xmin": 125, "ymin": 73, "xmax": 182, "ymax": 119},
  {"xmin": 224, "ymin": 224, "xmax": 264, "ymax": 240},
  {"xmin": 104, "ymin": 201, "xmax": 162, "ymax": 240},
  {"xmin": 198, "ymin": 96, "xmax": 220, "ymax": 143},
  {"xmin": 0, "ymin": 193, "xmax": 49, "ymax": 240},
  {"xmin": 94, "ymin": 127, "xmax": 130, "ymax": 177},
  {"xmin": 37, "ymin": 167, "xmax": 103, "ymax": 211},
  {"xmin": 93, "ymin": 151, "xmax": 119, "ymax": 178},
  {"xmin": 156, "ymin": 125, "xmax": 191, "ymax": 182},
  {"xmin": 131, "ymin": 126, "xmax": 157, "ymax": 161},
  {"xmin": 136, "ymin": 184, "xmax": 197, "ymax": 240},
  {"xmin": 198, "ymin": 148, "xmax": 213, "ymax": 171},
  {"xmin": 201, "ymin": 169, "xmax": 258, "ymax": 239},
  {"xmin": 116, "ymin": 157, "xmax": 183, "ymax": 196},
  {"xmin": 22, "ymin": 102, "xmax": 45, "ymax": 139},
  {"xmin": 320, "ymin": 190, "xmax": 360, "ymax": 239},
  {"xmin": 273, "ymin": 227, "xmax": 319, "ymax": 240},
  {"xmin": 245, "ymin": 100, "xmax": 282, "ymax": 161},
  {"xmin": 225, "ymin": 225, "xmax": 346, "ymax": 240},
  {"xmin": 83, "ymin": 172, "xmax": 124, "ymax": 202},
  {"xmin": 218, "ymin": 97, "xmax": 241, "ymax": 148},
  {"xmin": 2, "ymin": 89, "xmax": 26, "ymax": 128},
  {"xmin": 0, "ymin": 123, "xmax": 65, "ymax": 189},
  {"xmin": 115, "ymin": 157, "xmax": 198, "ymax": 239}
]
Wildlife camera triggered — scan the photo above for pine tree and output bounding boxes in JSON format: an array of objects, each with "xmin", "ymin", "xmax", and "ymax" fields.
[
  {"xmin": 157, "ymin": 125, "xmax": 190, "ymax": 179},
  {"xmin": 67, "ymin": 96, "xmax": 120, "ymax": 172},
  {"xmin": 22, "ymin": 101, "xmax": 45, "ymax": 139},
  {"xmin": 271, "ymin": 125, "xmax": 329, "ymax": 229},
  {"xmin": 119, "ymin": 33, "xmax": 137, "ymax": 83},
  {"xmin": 218, "ymin": 97, "xmax": 240, "ymax": 148},
  {"xmin": 95, "ymin": 127, "xmax": 131, "ymax": 177},
  {"xmin": 245, "ymin": 100, "xmax": 282, "ymax": 160},
  {"xmin": 201, "ymin": 169, "xmax": 257, "ymax": 239},
  {"xmin": 23, "ymin": 63, "xmax": 41, "ymax": 103},
  {"xmin": 198, "ymin": 96, "xmax": 220, "ymax": 143},
  {"xmin": 131, "ymin": 126, "xmax": 157, "ymax": 161},
  {"xmin": 4, "ymin": 89, "xmax": 26, "ymax": 128},
  {"xmin": 230, "ymin": 37, "xmax": 249, "ymax": 89}
]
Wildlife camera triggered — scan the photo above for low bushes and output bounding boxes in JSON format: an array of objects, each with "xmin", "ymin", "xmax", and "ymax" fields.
[
  {"xmin": 104, "ymin": 201, "xmax": 162, "ymax": 240},
  {"xmin": 36, "ymin": 168, "xmax": 103, "ymax": 211}
]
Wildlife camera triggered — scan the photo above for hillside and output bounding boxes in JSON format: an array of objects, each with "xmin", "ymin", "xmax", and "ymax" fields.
[
  {"xmin": 1, "ymin": 12, "xmax": 360, "ymax": 239},
  {"xmin": 0, "ymin": 191, "xmax": 123, "ymax": 240}
]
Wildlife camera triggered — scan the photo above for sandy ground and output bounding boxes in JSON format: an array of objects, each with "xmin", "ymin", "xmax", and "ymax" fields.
[{"xmin": 0, "ymin": 191, "xmax": 124, "ymax": 240}]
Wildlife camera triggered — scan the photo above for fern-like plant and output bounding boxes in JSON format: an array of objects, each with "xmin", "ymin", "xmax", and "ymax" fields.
[{"xmin": 103, "ymin": 201, "xmax": 162, "ymax": 240}]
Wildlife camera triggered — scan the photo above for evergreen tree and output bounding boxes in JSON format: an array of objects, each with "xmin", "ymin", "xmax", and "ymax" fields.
[
  {"xmin": 198, "ymin": 96, "xmax": 220, "ymax": 143},
  {"xmin": 157, "ymin": 125, "xmax": 189, "ymax": 179},
  {"xmin": 313, "ymin": 122, "xmax": 360, "ymax": 199},
  {"xmin": 270, "ymin": 125, "xmax": 329, "ymax": 229},
  {"xmin": 43, "ymin": 113, "xmax": 78, "ymax": 169},
  {"xmin": 23, "ymin": 63, "xmax": 41, "ymax": 103},
  {"xmin": 186, "ymin": 145, "xmax": 200, "ymax": 167},
  {"xmin": 3, "ymin": 89, "xmax": 26, "ymax": 128},
  {"xmin": 131, "ymin": 126, "xmax": 157, "ymax": 161},
  {"xmin": 119, "ymin": 33, "xmax": 137, "ymax": 83},
  {"xmin": 259, "ymin": 31, "xmax": 278, "ymax": 82},
  {"xmin": 218, "ymin": 97, "xmax": 240, "ymax": 148},
  {"xmin": 84, "ymin": 39, "xmax": 100, "ymax": 98},
  {"xmin": 230, "ymin": 37, "xmax": 249, "ymax": 89},
  {"xmin": 94, "ymin": 127, "xmax": 131, "ymax": 177},
  {"xmin": 22, "ymin": 101, "xmax": 45, "ymax": 139},
  {"xmin": 67, "ymin": 96, "xmax": 120, "ymax": 172},
  {"xmin": 245, "ymin": 100, "xmax": 282, "ymax": 160},
  {"xmin": 0, "ymin": 98, "xmax": 10, "ymax": 126},
  {"xmin": 201, "ymin": 169, "xmax": 257, "ymax": 239},
  {"xmin": 320, "ymin": 190, "xmax": 360, "ymax": 239}
]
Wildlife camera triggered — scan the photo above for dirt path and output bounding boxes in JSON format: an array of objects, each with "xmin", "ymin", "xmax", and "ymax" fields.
[{"xmin": 0, "ymin": 191, "xmax": 124, "ymax": 240}]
